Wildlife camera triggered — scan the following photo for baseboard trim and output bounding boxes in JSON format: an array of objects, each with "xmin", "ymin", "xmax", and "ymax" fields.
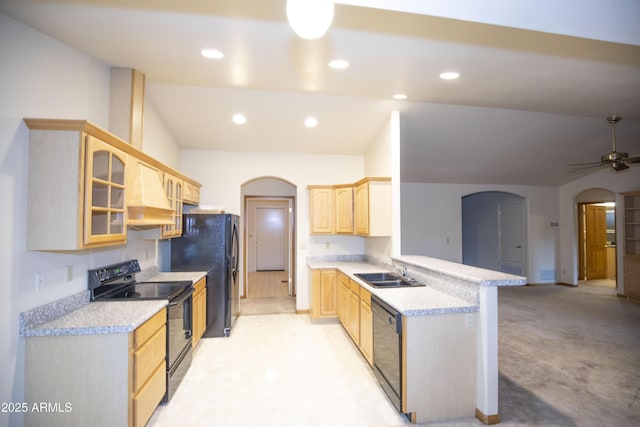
[
  {"xmin": 475, "ymin": 408, "xmax": 500, "ymax": 425},
  {"xmin": 296, "ymin": 309, "xmax": 310, "ymax": 315}
]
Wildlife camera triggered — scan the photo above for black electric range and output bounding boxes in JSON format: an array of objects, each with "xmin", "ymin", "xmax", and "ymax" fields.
[{"xmin": 88, "ymin": 259, "xmax": 194, "ymax": 403}]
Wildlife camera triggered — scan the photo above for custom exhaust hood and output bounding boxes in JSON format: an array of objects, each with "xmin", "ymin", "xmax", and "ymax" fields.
[
  {"xmin": 109, "ymin": 67, "xmax": 173, "ymax": 227},
  {"xmin": 126, "ymin": 162, "xmax": 173, "ymax": 227}
]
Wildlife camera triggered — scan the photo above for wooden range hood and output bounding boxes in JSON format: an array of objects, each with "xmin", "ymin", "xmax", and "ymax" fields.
[{"xmin": 109, "ymin": 68, "xmax": 173, "ymax": 227}]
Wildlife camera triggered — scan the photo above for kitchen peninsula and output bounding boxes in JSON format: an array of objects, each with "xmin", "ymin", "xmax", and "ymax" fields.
[{"xmin": 308, "ymin": 255, "xmax": 527, "ymax": 424}]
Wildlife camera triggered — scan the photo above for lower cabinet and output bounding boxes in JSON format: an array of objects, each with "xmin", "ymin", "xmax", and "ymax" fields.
[
  {"xmin": 359, "ymin": 287, "xmax": 373, "ymax": 365},
  {"xmin": 337, "ymin": 271, "xmax": 350, "ymax": 326},
  {"xmin": 347, "ymin": 279, "xmax": 361, "ymax": 346},
  {"xmin": 192, "ymin": 277, "xmax": 207, "ymax": 348},
  {"xmin": 310, "ymin": 269, "xmax": 337, "ymax": 319},
  {"xmin": 25, "ymin": 309, "xmax": 167, "ymax": 427}
]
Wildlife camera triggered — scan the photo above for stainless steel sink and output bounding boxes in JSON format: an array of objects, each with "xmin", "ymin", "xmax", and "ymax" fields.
[
  {"xmin": 354, "ymin": 272, "xmax": 425, "ymax": 288},
  {"xmin": 354, "ymin": 272, "xmax": 403, "ymax": 282}
]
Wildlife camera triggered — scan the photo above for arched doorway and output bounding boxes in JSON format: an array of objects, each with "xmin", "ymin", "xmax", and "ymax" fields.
[
  {"xmin": 241, "ymin": 177, "xmax": 296, "ymax": 315},
  {"xmin": 462, "ymin": 191, "xmax": 527, "ymax": 277},
  {"xmin": 576, "ymin": 188, "xmax": 617, "ymax": 290}
]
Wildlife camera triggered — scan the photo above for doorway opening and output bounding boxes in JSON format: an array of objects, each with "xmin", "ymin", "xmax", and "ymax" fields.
[
  {"xmin": 462, "ymin": 191, "xmax": 527, "ymax": 277},
  {"xmin": 241, "ymin": 177, "xmax": 296, "ymax": 315},
  {"xmin": 577, "ymin": 188, "xmax": 617, "ymax": 290}
]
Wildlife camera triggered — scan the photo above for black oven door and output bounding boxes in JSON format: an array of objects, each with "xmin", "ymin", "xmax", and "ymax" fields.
[
  {"xmin": 167, "ymin": 287, "xmax": 193, "ymax": 369},
  {"xmin": 371, "ymin": 295, "xmax": 403, "ymax": 413}
]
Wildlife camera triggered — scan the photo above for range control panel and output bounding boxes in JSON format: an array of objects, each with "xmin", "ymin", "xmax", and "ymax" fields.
[{"xmin": 87, "ymin": 259, "xmax": 141, "ymax": 290}]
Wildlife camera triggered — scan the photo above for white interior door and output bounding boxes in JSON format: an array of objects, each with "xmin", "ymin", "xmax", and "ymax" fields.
[
  {"xmin": 255, "ymin": 207, "xmax": 286, "ymax": 271},
  {"xmin": 499, "ymin": 200, "xmax": 526, "ymax": 276}
]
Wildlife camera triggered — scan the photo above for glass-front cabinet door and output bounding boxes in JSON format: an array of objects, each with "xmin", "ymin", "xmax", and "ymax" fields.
[
  {"xmin": 84, "ymin": 135, "xmax": 127, "ymax": 246},
  {"xmin": 161, "ymin": 173, "xmax": 183, "ymax": 238}
]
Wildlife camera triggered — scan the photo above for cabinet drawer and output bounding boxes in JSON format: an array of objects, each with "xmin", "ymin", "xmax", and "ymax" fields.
[
  {"xmin": 360, "ymin": 287, "xmax": 371, "ymax": 306},
  {"xmin": 349, "ymin": 279, "xmax": 361, "ymax": 295},
  {"xmin": 133, "ymin": 325, "xmax": 166, "ymax": 392},
  {"xmin": 133, "ymin": 361, "xmax": 166, "ymax": 427},
  {"xmin": 134, "ymin": 309, "xmax": 166, "ymax": 349}
]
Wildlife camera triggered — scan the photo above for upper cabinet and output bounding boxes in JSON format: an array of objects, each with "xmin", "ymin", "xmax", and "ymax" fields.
[
  {"xmin": 308, "ymin": 178, "xmax": 390, "ymax": 237},
  {"xmin": 84, "ymin": 135, "xmax": 128, "ymax": 246},
  {"xmin": 334, "ymin": 185, "xmax": 354, "ymax": 234},
  {"xmin": 161, "ymin": 173, "xmax": 183, "ymax": 238},
  {"xmin": 309, "ymin": 186, "xmax": 334, "ymax": 234},
  {"xmin": 183, "ymin": 181, "xmax": 201, "ymax": 205},
  {"xmin": 26, "ymin": 121, "xmax": 128, "ymax": 250},
  {"xmin": 354, "ymin": 178, "xmax": 391, "ymax": 237},
  {"xmin": 24, "ymin": 119, "xmax": 201, "ymax": 251}
]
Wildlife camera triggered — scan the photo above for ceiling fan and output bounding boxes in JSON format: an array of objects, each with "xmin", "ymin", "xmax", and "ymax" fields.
[{"xmin": 569, "ymin": 115, "xmax": 640, "ymax": 172}]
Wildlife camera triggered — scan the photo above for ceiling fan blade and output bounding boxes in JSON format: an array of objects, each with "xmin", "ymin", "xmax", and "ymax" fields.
[
  {"xmin": 568, "ymin": 161, "xmax": 604, "ymax": 167},
  {"xmin": 566, "ymin": 163, "xmax": 606, "ymax": 173},
  {"xmin": 627, "ymin": 155, "xmax": 640, "ymax": 164}
]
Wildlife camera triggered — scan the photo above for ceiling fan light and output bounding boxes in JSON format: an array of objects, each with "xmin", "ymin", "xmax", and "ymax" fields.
[{"xmin": 286, "ymin": 0, "xmax": 334, "ymax": 40}]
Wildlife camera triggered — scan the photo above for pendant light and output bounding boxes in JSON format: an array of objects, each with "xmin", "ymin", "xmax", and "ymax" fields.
[{"xmin": 286, "ymin": 0, "xmax": 334, "ymax": 40}]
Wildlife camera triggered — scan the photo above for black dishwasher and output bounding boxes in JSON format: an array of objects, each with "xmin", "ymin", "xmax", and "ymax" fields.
[{"xmin": 371, "ymin": 295, "xmax": 403, "ymax": 413}]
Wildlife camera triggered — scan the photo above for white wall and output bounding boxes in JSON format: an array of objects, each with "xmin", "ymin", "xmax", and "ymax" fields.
[
  {"xmin": 141, "ymin": 100, "xmax": 182, "ymax": 169},
  {"xmin": 401, "ymin": 182, "xmax": 559, "ymax": 283},
  {"xmin": 0, "ymin": 15, "xmax": 181, "ymax": 426},
  {"xmin": 0, "ymin": 14, "xmax": 111, "ymax": 426},
  {"xmin": 363, "ymin": 113, "xmax": 396, "ymax": 263},
  {"xmin": 178, "ymin": 149, "xmax": 364, "ymax": 310},
  {"xmin": 558, "ymin": 166, "xmax": 640, "ymax": 292}
]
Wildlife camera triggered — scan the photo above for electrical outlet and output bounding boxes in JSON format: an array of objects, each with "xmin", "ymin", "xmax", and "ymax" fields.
[
  {"xmin": 35, "ymin": 272, "xmax": 44, "ymax": 292},
  {"xmin": 465, "ymin": 313, "xmax": 474, "ymax": 328},
  {"xmin": 325, "ymin": 242, "xmax": 330, "ymax": 249},
  {"xmin": 67, "ymin": 265, "xmax": 73, "ymax": 282}
]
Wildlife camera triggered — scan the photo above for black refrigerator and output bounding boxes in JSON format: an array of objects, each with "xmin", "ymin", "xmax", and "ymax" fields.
[{"xmin": 170, "ymin": 213, "xmax": 239, "ymax": 337}]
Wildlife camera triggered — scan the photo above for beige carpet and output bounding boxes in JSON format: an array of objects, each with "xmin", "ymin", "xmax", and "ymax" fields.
[{"xmin": 494, "ymin": 282, "xmax": 640, "ymax": 427}]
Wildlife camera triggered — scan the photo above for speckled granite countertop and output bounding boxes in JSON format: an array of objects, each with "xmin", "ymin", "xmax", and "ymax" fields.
[
  {"xmin": 145, "ymin": 271, "xmax": 207, "ymax": 283},
  {"xmin": 307, "ymin": 260, "xmax": 478, "ymax": 316},
  {"xmin": 22, "ymin": 300, "xmax": 167, "ymax": 337},
  {"xmin": 394, "ymin": 255, "xmax": 527, "ymax": 287}
]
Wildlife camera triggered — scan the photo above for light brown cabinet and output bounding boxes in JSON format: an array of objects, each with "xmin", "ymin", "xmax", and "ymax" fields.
[
  {"xmin": 161, "ymin": 173, "xmax": 183, "ymax": 238},
  {"xmin": 310, "ymin": 269, "xmax": 337, "ymax": 318},
  {"xmin": 308, "ymin": 178, "xmax": 391, "ymax": 236},
  {"xmin": 354, "ymin": 177, "xmax": 392, "ymax": 236},
  {"xmin": 623, "ymin": 192, "xmax": 640, "ymax": 300},
  {"xmin": 336, "ymin": 271, "xmax": 350, "ymax": 326},
  {"xmin": 309, "ymin": 186, "xmax": 334, "ymax": 234},
  {"xmin": 24, "ymin": 119, "xmax": 201, "ymax": 250},
  {"xmin": 192, "ymin": 277, "xmax": 207, "ymax": 347},
  {"xmin": 359, "ymin": 287, "xmax": 373, "ymax": 365},
  {"xmin": 334, "ymin": 185, "xmax": 354, "ymax": 233},
  {"xmin": 347, "ymin": 279, "xmax": 361, "ymax": 346},
  {"xmin": 25, "ymin": 121, "xmax": 128, "ymax": 250},
  {"xmin": 183, "ymin": 181, "xmax": 201, "ymax": 205},
  {"xmin": 25, "ymin": 309, "xmax": 167, "ymax": 427}
]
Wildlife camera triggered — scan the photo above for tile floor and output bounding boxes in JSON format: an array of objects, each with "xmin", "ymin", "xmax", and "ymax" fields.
[{"xmin": 148, "ymin": 314, "xmax": 410, "ymax": 427}]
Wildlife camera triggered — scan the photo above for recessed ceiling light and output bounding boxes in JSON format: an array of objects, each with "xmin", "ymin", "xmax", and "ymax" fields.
[
  {"xmin": 329, "ymin": 59, "xmax": 349, "ymax": 70},
  {"xmin": 439, "ymin": 71, "xmax": 460, "ymax": 80},
  {"xmin": 232, "ymin": 113, "xmax": 246, "ymax": 125},
  {"xmin": 393, "ymin": 94, "xmax": 407, "ymax": 100},
  {"xmin": 201, "ymin": 49, "xmax": 224, "ymax": 59},
  {"xmin": 305, "ymin": 117, "xmax": 318, "ymax": 128}
]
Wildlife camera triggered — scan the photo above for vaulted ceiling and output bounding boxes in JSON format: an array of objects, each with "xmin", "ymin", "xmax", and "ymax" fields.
[{"xmin": 2, "ymin": 0, "xmax": 639, "ymax": 185}]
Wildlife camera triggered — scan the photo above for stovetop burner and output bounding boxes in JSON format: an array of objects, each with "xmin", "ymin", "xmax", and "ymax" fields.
[{"xmin": 88, "ymin": 259, "xmax": 193, "ymax": 302}]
